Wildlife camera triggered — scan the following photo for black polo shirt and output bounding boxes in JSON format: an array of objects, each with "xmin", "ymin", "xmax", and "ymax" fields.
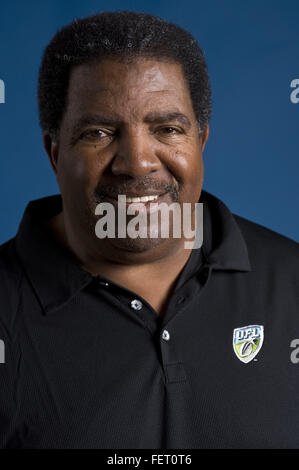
[{"xmin": 1, "ymin": 190, "xmax": 299, "ymax": 449}]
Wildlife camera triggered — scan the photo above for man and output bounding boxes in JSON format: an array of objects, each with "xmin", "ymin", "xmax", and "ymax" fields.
[{"xmin": 1, "ymin": 11, "xmax": 299, "ymax": 449}]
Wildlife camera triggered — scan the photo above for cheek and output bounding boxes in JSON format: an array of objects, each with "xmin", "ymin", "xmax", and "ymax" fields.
[
  {"xmin": 167, "ymin": 147, "xmax": 202, "ymax": 183},
  {"xmin": 167, "ymin": 148, "xmax": 203, "ymax": 204},
  {"xmin": 57, "ymin": 150, "xmax": 102, "ymax": 193}
]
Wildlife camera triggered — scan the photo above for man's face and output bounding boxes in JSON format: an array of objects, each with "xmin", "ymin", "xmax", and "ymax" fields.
[{"xmin": 46, "ymin": 59, "xmax": 209, "ymax": 263}]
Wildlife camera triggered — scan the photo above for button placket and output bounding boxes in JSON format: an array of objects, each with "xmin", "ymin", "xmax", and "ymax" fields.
[{"xmin": 159, "ymin": 327, "xmax": 187, "ymax": 384}]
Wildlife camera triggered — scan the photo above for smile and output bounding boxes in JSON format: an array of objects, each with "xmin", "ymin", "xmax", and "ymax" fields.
[
  {"xmin": 102, "ymin": 193, "xmax": 169, "ymax": 210},
  {"xmin": 124, "ymin": 195, "xmax": 159, "ymax": 203}
]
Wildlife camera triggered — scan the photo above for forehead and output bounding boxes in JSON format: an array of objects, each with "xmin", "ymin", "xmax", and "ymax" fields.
[{"xmin": 65, "ymin": 59, "xmax": 195, "ymax": 119}]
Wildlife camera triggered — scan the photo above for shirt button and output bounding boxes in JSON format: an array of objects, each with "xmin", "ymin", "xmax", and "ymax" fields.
[
  {"xmin": 130, "ymin": 299, "xmax": 143, "ymax": 310},
  {"xmin": 99, "ymin": 281, "xmax": 109, "ymax": 287},
  {"xmin": 162, "ymin": 330, "xmax": 170, "ymax": 341}
]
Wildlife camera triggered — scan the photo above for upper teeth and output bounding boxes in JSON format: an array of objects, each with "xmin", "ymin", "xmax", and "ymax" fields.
[{"xmin": 125, "ymin": 195, "xmax": 159, "ymax": 203}]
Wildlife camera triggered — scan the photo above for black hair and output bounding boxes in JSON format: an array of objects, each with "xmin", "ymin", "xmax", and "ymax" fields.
[{"xmin": 38, "ymin": 10, "xmax": 212, "ymax": 139}]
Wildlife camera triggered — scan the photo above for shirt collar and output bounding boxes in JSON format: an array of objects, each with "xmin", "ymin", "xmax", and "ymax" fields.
[
  {"xmin": 14, "ymin": 191, "xmax": 251, "ymax": 314},
  {"xmin": 14, "ymin": 195, "xmax": 94, "ymax": 314},
  {"xmin": 200, "ymin": 190, "xmax": 251, "ymax": 272}
]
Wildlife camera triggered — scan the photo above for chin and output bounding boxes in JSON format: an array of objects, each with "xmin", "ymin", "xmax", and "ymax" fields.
[{"xmin": 108, "ymin": 236, "xmax": 166, "ymax": 254}]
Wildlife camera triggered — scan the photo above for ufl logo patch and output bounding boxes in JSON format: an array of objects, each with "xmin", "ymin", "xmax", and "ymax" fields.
[{"xmin": 233, "ymin": 325, "xmax": 264, "ymax": 364}]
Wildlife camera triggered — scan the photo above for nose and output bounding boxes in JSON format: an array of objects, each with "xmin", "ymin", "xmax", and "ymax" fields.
[{"xmin": 110, "ymin": 128, "xmax": 162, "ymax": 177}]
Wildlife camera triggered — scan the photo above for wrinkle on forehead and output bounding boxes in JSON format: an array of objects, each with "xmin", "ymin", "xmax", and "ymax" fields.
[
  {"xmin": 145, "ymin": 89, "xmax": 172, "ymax": 93},
  {"xmin": 65, "ymin": 59, "xmax": 196, "ymax": 125},
  {"xmin": 70, "ymin": 60, "xmax": 184, "ymax": 94}
]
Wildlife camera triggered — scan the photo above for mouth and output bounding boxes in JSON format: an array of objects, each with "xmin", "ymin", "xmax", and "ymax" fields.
[
  {"xmin": 122, "ymin": 194, "xmax": 160, "ymax": 203},
  {"xmin": 99, "ymin": 192, "xmax": 170, "ymax": 210}
]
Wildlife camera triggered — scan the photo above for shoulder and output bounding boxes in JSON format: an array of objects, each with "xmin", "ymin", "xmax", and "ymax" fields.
[
  {"xmin": 233, "ymin": 213, "xmax": 299, "ymax": 275},
  {"xmin": 233, "ymin": 213, "xmax": 299, "ymax": 253},
  {"xmin": 0, "ymin": 238, "xmax": 24, "ymax": 332},
  {"xmin": 0, "ymin": 238, "xmax": 23, "ymax": 448}
]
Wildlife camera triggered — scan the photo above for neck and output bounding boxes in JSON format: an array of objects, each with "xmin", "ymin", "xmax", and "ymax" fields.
[
  {"xmin": 48, "ymin": 212, "xmax": 195, "ymax": 282},
  {"xmin": 46, "ymin": 210, "xmax": 195, "ymax": 315}
]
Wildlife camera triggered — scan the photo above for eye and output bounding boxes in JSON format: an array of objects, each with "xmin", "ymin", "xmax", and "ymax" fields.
[
  {"xmin": 79, "ymin": 129, "xmax": 114, "ymax": 142},
  {"xmin": 156, "ymin": 126, "xmax": 183, "ymax": 136}
]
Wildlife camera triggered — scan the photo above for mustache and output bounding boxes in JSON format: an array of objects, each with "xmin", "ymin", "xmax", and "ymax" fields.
[{"xmin": 94, "ymin": 177, "xmax": 180, "ymax": 202}]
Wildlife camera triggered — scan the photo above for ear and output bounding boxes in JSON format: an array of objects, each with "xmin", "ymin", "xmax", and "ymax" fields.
[
  {"xmin": 201, "ymin": 125, "xmax": 210, "ymax": 152},
  {"xmin": 43, "ymin": 132, "xmax": 59, "ymax": 175}
]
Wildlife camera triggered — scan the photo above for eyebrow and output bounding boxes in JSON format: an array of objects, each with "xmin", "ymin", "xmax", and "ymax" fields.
[
  {"xmin": 72, "ymin": 114, "xmax": 122, "ymax": 135},
  {"xmin": 144, "ymin": 111, "xmax": 192, "ymax": 129},
  {"xmin": 72, "ymin": 110, "xmax": 192, "ymax": 135}
]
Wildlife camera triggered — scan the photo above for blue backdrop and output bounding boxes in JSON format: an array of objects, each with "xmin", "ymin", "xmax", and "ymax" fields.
[{"xmin": 0, "ymin": 0, "xmax": 298, "ymax": 244}]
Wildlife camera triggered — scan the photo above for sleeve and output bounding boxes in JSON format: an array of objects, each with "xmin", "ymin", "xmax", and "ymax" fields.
[
  {"xmin": 0, "ymin": 319, "xmax": 20, "ymax": 448},
  {"xmin": 0, "ymin": 242, "xmax": 23, "ymax": 448}
]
